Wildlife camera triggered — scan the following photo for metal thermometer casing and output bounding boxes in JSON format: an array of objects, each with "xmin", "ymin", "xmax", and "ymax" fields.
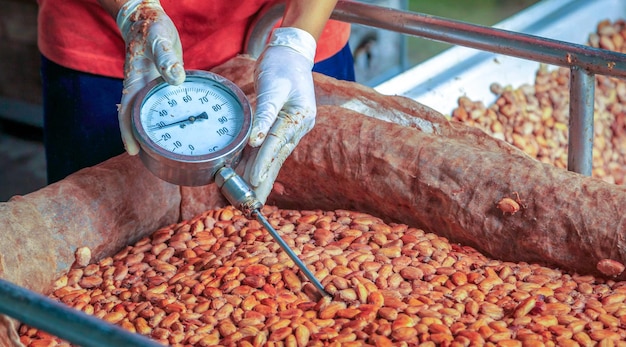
[{"xmin": 132, "ymin": 70, "xmax": 252, "ymax": 186}]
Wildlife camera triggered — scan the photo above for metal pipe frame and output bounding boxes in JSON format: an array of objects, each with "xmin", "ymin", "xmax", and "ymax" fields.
[
  {"xmin": 0, "ymin": 279, "xmax": 163, "ymax": 347},
  {"xmin": 332, "ymin": 1, "xmax": 626, "ymax": 77},
  {"xmin": 329, "ymin": 0, "xmax": 626, "ymax": 175},
  {"xmin": 568, "ymin": 67, "xmax": 595, "ymax": 175}
]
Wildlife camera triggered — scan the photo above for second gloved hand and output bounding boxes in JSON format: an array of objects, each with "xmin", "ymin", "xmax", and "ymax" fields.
[
  {"xmin": 116, "ymin": 0, "xmax": 185, "ymax": 155},
  {"xmin": 242, "ymin": 27, "xmax": 317, "ymax": 204}
]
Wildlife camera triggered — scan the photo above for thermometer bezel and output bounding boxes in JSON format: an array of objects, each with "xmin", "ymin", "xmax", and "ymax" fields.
[{"xmin": 131, "ymin": 70, "xmax": 252, "ymax": 186}]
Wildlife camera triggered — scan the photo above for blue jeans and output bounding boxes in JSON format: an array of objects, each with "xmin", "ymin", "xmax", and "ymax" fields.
[{"xmin": 41, "ymin": 44, "xmax": 355, "ymax": 184}]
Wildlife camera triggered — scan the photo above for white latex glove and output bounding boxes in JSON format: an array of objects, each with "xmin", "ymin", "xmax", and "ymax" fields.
[
  {"xmin": 116, "ymin": 0, "xmax": 185, "ymax": 155},
  {"xmin": 242, "ymin": 27, "xmax": 317, "ymax": 204}
]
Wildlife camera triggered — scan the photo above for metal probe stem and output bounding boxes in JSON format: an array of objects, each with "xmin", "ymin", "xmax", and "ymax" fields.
[
  {"xmin": 215, "ymin": 167, "xmax": 329, "ymax": 297},
  {"xmin": 252, "ymin": 209, "xmax": 329, "ymax": 297}
]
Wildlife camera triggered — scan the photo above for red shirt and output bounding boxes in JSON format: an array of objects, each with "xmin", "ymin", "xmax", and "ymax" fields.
[{"xmin": 37, "ymin": 0, "xmax": 350, "ymax": 79}]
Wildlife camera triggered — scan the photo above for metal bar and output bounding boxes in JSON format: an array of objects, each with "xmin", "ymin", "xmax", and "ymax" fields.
[
  {"xmin": 253, "ymin": 210, "xmax": 330, "ymax": 297},
  {"xmin": 215, "ymin": 167, "xmax": 329, "ymax": 297},
  {"xmin": 332, "ymin": 0, "xmax": 626, "ymax": 77},
  {"xmin": 568, "ymin": 67, "xmax": 595, "ymax": 176},
  {"xmin": 0, "ymin": 279, "xmax": 163, "ymax": 347}
]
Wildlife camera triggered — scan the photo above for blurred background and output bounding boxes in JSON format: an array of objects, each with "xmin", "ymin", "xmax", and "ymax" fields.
[
  {"xmin": 0, "ymin": 0, "xmax": 541, "ymax": 201},
  {"xmin": 406, "ymin": 0, "xmax": 541, "ymax": 65}
]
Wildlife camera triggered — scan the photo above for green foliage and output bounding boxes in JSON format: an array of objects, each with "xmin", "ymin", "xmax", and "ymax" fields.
[{"xmin": 405, "ymin": 0, "xmax": 541, "ymax": 65}]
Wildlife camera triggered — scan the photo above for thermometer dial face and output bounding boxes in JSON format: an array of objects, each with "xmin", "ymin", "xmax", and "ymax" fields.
[{"xmin": 132, "ymin": 70, "xmax": 252, "ymax": 186}]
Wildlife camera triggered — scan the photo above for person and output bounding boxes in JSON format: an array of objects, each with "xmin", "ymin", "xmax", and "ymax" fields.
[{"xmin": 37, "ymin": 0, "xmax": 355, "ymax": 203}]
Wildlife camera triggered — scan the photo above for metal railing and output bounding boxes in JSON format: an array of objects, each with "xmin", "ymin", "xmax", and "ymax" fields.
[
  {"xmin": 247, "ymin": 0, "xmax": 626, "ymax": 176},
  {"xmin": 0, "ymin": 279, "xmax": 163, "ymax": 347}
]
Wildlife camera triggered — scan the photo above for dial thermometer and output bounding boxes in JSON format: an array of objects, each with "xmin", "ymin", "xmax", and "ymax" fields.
[
  {"xmin": 132, "ymin": 70, "xmax": 251, "ymax": 187},
  {"xmin": 132, "ymin": 70, "xmax": 328, "ymax": 296}
]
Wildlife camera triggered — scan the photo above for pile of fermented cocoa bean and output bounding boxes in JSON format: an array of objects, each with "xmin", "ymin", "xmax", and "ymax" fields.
[
  {"xmin": 451, "ymin": 19, "xmax": 626, "ymax": 185},
  {"xmin": 19, "ymin": 206, "xmax": 626, "ymax": 346}
]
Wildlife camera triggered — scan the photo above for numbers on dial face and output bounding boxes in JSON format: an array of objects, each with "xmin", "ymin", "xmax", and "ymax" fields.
[{"xmin": 140, "ymin": 79, "xmax": 244, "ymax": 156}]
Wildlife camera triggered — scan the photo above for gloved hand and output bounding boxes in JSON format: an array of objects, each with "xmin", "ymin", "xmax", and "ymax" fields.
[
  {"xmin": 116, "ymin": 0, "xmax": 185, "ymax": 155},
  {"xmin": 242, "ymin": 27, "xmax": 317, "ymax": 204}
]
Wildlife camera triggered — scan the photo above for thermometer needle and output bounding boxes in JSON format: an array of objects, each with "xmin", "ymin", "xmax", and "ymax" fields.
[
  {"xmin": 215, "ymin": 167, "xmax": 330, "ymax": 297},
  {"xmin": 253, "ymin": 209, "xmax": 330, "ymax": 297},
  {"xmin": 150, "ymin": 112, "xmax": 209, "ymax": 130}
]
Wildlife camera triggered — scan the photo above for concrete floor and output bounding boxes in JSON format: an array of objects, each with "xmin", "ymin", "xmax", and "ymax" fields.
[{"xmin": 0, "ymin": 120, "xmax": 47, "ymax": 202}]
